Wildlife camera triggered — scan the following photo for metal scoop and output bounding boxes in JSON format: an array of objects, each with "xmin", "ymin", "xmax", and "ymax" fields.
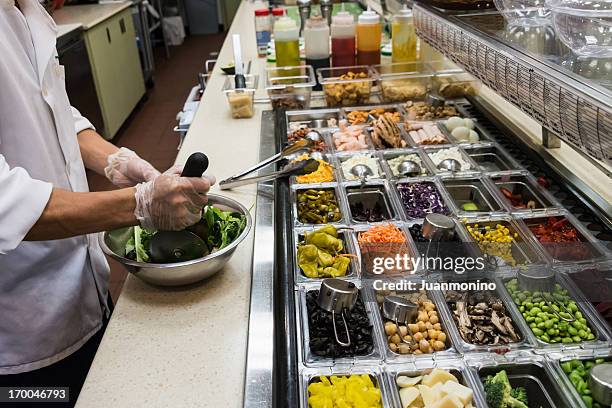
[
  {"xmin": 382, "ymin": 295, "xmax": 419, "ymax": 345},
  {"xmin": 317, "ymin": 279, "xmax": 358, "ymax": 347},
  {"xmin": 219, "ymin": 159, "xmax": 319, "ymax": 190},
  {"xmin": 149, "ymin": 152, "xmax": 210, "ymax": 263},
  {"xmin": 422, "ymin": 214, "xmax": 456, "ymax": 266},
  {"xmin": 437, "ymin": 158, "xmax": 462, "ymax": 172},
  {"xmin": 590, "ymin": 363, "xmax": 612, "ymax": 406},
  {"xmin": 225, "ymin": 138, "xmax": 313, "ymax": 182},
  {"xmin": 397, "ymin": 160, "xmax": 421, "ymax": 177},
  {"xmin": 350, "ymin": 164, "xmax": 373, "ymax": 186}
]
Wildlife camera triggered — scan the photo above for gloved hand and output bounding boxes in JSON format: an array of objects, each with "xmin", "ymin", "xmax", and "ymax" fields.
[
  {"xmin": 104, "ymin": 147, "xmax": 161, "ymax": 187},
  {"xmin": 134, "ymin": 169, "xmax": 215, "ymax": 231}
]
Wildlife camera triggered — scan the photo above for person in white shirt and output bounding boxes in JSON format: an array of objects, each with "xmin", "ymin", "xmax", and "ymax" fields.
[{"xmin": 0, "ymin": 0, "xmax": 213, "ymax": 405}]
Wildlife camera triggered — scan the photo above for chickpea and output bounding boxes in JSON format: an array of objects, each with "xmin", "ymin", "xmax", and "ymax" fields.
[
  {"xmin": 437, "ymin": 332, "xmax": 447, "ymax": 343},
  {"xmin": 399, "ymin": 326, "xmax": 408, "ymax": 337},
  {"xmin": 417, "ymin": 321, "xmax": 427, "ymax": 332},
  {"xmin": 389, "ymin": 342, "xmax": 398, "ymax": 352},
  {"xmin": 429, "ymin": 315, "xmax": 439, "ymax": 325},
  {"xmin": 384, "ymin": 321, "xmax": 397, "ymax": 336},
  {"xmin": 417, "ymin": 311, "xmax": 429, "ymax": 322},
  {"xmin": 410, "ymin": 343, "xmax": 419, "ymax": 351},
  {"xmin": 408, "ymin": 323, "xmax": 419, "ymax": 333},
  {"xmin": 428, "ymin": 329, "xmax": 438, "ymax": 340},
  {"xmin": 413, "ymin": 332, "xmax": 424, "ymax": 342},
  {"xmin": 433, "ymin": 323, "xmax": 442, "ymax": 330},
  {"xmin": 433, "ymin": 340, "xmax": 446, "ymax": 351},
  {"xmin": 413, "ymin": 349, "xmax": 423, "ymax": 355},
  {"xmin": 428, "ymin": 310, "xmax": 438, "ymax": 317},
  {"xmin": 390, "ymin": 334, "xmax": 401, "ymax": 344},
  {"xmin": 398, "ymin": 343, "xmax": 411, "ymax": 354},
  {"xmin": 424, "ymin": 302, "xmax": 435, "ymax": 312},
  {"xmin": 425, "ymin": 322, "xmax": 433, "ymax": 330},
  {"xmin": 403, "ymin": 335, "xmax": 412, "ymax": 343},
  {"xmin": 419, "ymin": 339, "xmax": 431, "ymax": 353},
  {"xmin": 422, "ymin": 331, "xmax": 428, "ymax": 340}
]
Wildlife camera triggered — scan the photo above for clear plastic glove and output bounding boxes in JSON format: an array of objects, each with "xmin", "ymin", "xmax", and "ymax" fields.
[
  {"xmin": 104, "ymin": 147, "xmax": 161, "ymax": 187},
  {"xmin": 134, "ymin": 171, "xmax": 215, "ymax": 231}
]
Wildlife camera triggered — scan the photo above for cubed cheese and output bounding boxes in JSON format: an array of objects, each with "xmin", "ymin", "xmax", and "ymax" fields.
[
  {"xmin": 417, "ymin": 385, "xmax": 438, "ymax": 407},
  {"xmin": 400, "ymin": 387, "xmax": 420, "ymax": 408},
  {"xmin": 431, "ymin": 395, "xmax": 464, "ymax": 408},
  {"xmin": 397, "ymin": 375, "xmax": 423, "ymax": 388},
  {"xmin": 440, "ymin": 381, "xmax": 473, "ymax": 406},
  {"xmin": 422, "ymin": 369, "xmax": 459, "ymax": 387}
]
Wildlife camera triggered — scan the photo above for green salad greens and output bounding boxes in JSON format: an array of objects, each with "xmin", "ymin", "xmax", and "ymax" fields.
[{"xmin": 125, "ymin": 205, "xmax": 247, "ymax": 262}]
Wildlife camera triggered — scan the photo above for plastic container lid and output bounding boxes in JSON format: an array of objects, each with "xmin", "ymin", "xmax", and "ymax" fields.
[
  {"xmin": 358, "ymin": 9, "xmax": 380, "ymax": 24},
  {"xmin": 272, "ymin": 8, "xmax": 285, "ymax": 16},
  {"xmin": 548, "ymin": 0, "xmax": 612, "ymax": 15},
  {"xmin": 255, "ymin": 9, "xmax": 270, "ymax": 16}
]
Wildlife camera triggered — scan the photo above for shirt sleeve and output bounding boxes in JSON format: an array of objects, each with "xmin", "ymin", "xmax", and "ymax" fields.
[
  {"xmin": 0, "ymin": 155, "xmax": 53, "ymax": 254},
  {"xmin": 71, "ymin": 106, "xmax": 95, "ymax": 134}
]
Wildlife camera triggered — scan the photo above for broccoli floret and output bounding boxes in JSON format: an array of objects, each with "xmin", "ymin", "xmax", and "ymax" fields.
[
  {"xmin": 510, "ymin": 387, "xmax": 528, "ymax": 405},
  {"xmin": 484, "ymin": 378, "xmax": 505, "ymax": 408},
  {"xmin": 484, "ymin": 371, "xmax": 529, "ymax": 408}
]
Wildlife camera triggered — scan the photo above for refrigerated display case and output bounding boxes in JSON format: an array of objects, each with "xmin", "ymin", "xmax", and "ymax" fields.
[{"xmin": 241, "ymin": 5, "xmax": 611, "ymax": 408}]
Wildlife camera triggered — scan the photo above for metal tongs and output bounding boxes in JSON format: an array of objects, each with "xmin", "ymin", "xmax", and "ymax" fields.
[
  {"xmin": 518, "ymin": 269, "xmax": 576, "ymax": 322},
  {"xmin": 317, "ymin": 279, "xmax": 358, "ymax": 347},
  {"xmin": 219, "ymin": 136, "xmax": 319, "ymax": 190}
]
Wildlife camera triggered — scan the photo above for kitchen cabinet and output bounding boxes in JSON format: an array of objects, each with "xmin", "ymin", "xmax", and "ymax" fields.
[{"xmin": 84, "ymin": 8, "xmax": 145, "ymax": 139}]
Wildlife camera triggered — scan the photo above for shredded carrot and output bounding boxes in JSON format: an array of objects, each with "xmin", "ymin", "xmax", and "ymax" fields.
[
  {"xmin": 294, "ymin": 153, "xmax": 335, "ymax": 183},
  {"xmin": 358, "ymin": 223, "xmax": 406, "ymax": 245}
]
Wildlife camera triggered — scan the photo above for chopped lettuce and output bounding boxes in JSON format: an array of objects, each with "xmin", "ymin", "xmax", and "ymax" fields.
[
  {"xmin": 203, "ymin": 206, "xmax": 247, "ymax": 250},
  {"xmin": 124, "ymin": 206, "xmax": 247, "ymax": 263}
]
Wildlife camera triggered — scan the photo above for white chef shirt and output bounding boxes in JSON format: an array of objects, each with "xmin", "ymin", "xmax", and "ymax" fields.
[{"xmin": 0, "ymin": 0, "xmax": 110, "ymax": 374}]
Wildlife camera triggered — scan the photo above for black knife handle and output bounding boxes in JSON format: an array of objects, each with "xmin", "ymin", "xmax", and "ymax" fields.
[{"xmin": 181, "ymin": 152, "xmax": 209, "ymax": 178}]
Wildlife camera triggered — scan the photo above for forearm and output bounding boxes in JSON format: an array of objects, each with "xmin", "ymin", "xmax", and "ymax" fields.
[
  {"xmin": 77, "ymin": 128, "xmax": 118, "ymax": 175},
  {"xmin": 25, "ymin": 187, "xmax": 138, "ymax": 241}
]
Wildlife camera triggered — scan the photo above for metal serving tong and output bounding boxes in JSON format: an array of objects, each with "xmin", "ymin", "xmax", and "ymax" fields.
[
  {"xmin": 518, "ymin": 269, "xmax": 576, "ymax": 322},
  {"xmin": 317, "ymin": 279, "xmax": 358, "ymax": 347},
  {"xmin": 219, "ymin": 158, "xmax": 319, "ymax": 190}
]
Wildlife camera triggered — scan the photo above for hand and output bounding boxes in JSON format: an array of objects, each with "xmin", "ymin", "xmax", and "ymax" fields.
[
  {"xmin": 104, "ymin": 147, "xmax": 161, "ymax": 187},
  {"xmin": 133, "ymin": 171, "xmax": 214, "ymax": 231}
]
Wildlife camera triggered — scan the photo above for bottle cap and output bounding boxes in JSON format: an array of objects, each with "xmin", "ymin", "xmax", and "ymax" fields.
[
  {"xmin": 358, "ymin": 9, "xmax": 379, "ymax": 24},
  {"xmin": 394, "ymin": 5, "xmax": 413, "ymax": 20},
  {"xmin": 275, "ymin": 15, "xmax": 298, "ymax": 30},
  {"xmin": 272, "ymin": 8, "xmax": 285, "ymax": 16},
  {"xmin": 306, "ymin": 14, "xmax": 328, "ymax": 29},
  {"xmin": 331, "ymin": 11, "xmax": 354, "ymax": 26},
  {"xmin": 255, "ymin": 9, "xmax": 270, "ymax": 16}
]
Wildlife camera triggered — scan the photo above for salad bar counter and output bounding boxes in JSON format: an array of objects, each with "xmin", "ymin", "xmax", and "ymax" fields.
[{"xmin": 251, "ymin": 95, "xmax": 612, "ymax": 408}]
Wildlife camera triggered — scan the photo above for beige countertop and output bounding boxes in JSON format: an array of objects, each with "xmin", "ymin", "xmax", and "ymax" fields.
[
  {"xmin": 56, "ymin": 22, "xmax": 81, "ymax": 38},
  {"xmin": 53, "ymin": 1, "xmax": 131, "ymax": 30},
  {"xmin": 76, "ymin": 1, "xmax": 266, "ymax": 407}
]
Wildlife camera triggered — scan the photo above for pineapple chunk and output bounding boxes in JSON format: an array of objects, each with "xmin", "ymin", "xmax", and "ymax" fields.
[
  {"xmin": 440, "ymin": 381, "xmax": 473, "ymax": 406},
  {"xmin": 400, "ymin": 387, "xmax": 421, "ymax": 408},
  {"xmin": 422, "ymin": 369, "xmax": 459, "ymax": 387},
  {"xmin": 431, "ymin": 395, "xmax": 464, "ymax": 408}
]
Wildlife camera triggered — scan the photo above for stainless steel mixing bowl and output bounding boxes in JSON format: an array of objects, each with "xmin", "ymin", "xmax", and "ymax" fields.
[{"xmin": 99, "ymin": 194, "xmax": 252, "ymax": 286}]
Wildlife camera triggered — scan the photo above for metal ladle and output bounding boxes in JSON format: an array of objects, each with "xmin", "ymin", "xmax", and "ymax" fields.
[
  {"xmin": 224, "ymin": 138, "xmax": 313, "ymax": 182},
  {"xmin": 397, "ymin": 160, "xmax": 422, "ymax": 177},
  {"xmin": 350, "ymin": 164, "xmax": 373, "ymax": 186},
  {"xmin": 518, "ymin": 269, "xmax": 575, "ymax": 322},
  {"xmin": 219, "ymin": 158, "xmax": 319, "ymax": 190},
  {"xmin": 317, "ymin": 279, "xmax": 359, "ymax": 347},
  {"xmin": 382, "ymin": 295, "xmax": 419, "ymax": 345},
  {"xmin": 437, "ymin": 158, "xmax": 462, "ymax": 172}
]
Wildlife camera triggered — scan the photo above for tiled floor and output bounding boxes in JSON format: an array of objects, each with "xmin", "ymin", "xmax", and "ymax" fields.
[{"xmin": 87, "ymin": 34, "xmax": 226, "ymax": 302}]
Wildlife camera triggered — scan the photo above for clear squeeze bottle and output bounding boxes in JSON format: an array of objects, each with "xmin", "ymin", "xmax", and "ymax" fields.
[
  {"xmin": 274, "ymin": 16, "xmax": 300, "ymax": 69},
  {"xmin": 392, "ymin": 6, "xmax": 417, "ymax": 62},
  {"xmin": 330, "ymin": 11, "xmax": 355, "ymax": 67},
  {"xmin": 356, "ymin": 8, "xmax": 381, "ymax": 65}
]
